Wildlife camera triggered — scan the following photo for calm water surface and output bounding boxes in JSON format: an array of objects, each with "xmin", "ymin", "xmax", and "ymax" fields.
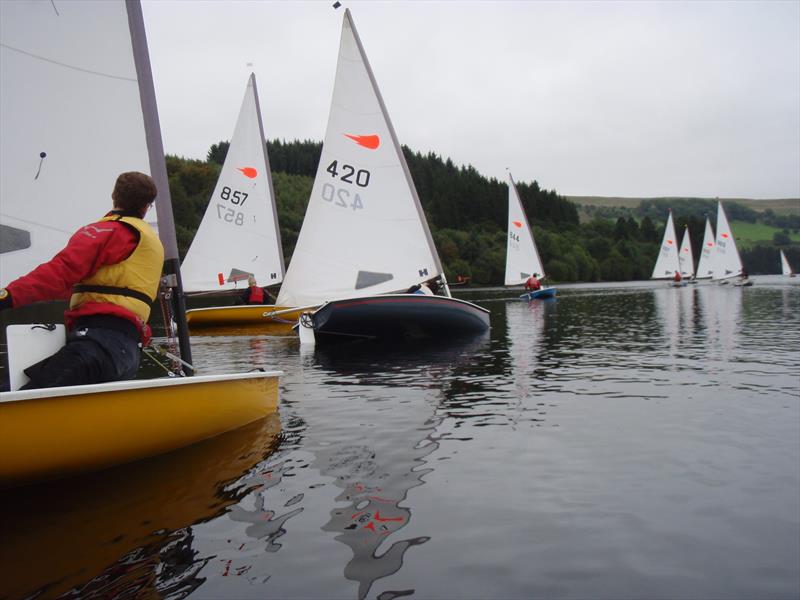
[{"xmin": 2, "ymin": 278, "xmax": 799, "ymax": 599}]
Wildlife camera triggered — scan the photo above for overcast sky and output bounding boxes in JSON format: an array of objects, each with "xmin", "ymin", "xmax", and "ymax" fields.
[{"xmin": 141, "ymin": 0, "xmax": 800, "ymax": 199}]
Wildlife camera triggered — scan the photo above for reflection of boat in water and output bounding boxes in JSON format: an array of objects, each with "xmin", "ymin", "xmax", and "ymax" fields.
[{"xmin": 0, "ymin": 414, "xmax": 281, "ymax": 599}]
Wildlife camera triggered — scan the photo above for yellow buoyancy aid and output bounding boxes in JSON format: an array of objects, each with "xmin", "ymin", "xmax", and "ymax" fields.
[{"xmin": 70, "ymin": 215, "xmax": 164, "ymax": 322}]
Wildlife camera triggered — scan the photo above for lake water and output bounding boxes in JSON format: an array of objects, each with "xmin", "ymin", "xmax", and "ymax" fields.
[{"xmin": 2, "ymin": 277, "xmax": 799, "ymax": 600}]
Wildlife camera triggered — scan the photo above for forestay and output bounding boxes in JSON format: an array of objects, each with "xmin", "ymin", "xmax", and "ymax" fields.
[
  {"xmin": 505, "ymin": 173, "xmax": 544, "ymax": 285},
  {"xmin": 0, "ymin": 0, "xmax": 157, "ymax": 282},
  {"xmin": 181, "ymin": 74, "xmax": 283, "ymax": 293},
  {"xmin": 276, "ymin": 9, "xmax": 444, "ymax": 308},
  {"xmin": 678, "ymin": 226, "xmax": 695, "ymax": 279},
  {"xmin": 711, "ymin": 201, "xmax": 743, "ymax": 280},
  {"xmin": 695, "ymin": 218, "xmax": 715, "ymax": 279},
  {"xmin": 651, "ymin": 210, "xmax": 680, "ymax": 279}
]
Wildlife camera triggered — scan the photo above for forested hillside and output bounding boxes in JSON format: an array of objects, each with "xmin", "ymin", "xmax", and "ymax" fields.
[{"xmin": 166, "ymin": 140, "xmax": 800, "ymax": 284}]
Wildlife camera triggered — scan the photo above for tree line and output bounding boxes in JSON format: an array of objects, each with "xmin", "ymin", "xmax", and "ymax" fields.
[{"xmin": 166, "ymin": 140, "xmax": 799, "ymax": 284}]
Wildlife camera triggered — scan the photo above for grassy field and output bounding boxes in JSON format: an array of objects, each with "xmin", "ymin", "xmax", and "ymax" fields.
[
  {"xmin": 568, "ymin": 196, "xmax": 800, "ymax": 216},
  {"xmin": 730, "ymin": 221, "xmax": 800, "ymax": 249}
]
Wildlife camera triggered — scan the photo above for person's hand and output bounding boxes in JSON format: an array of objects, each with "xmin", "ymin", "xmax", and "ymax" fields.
[{"xmin": 0, "ymin": 288, "xmax": 12, "ymax": 311}]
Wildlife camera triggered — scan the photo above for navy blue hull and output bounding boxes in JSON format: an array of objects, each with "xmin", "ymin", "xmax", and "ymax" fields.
[{"xmin": 308, "ymin": 294, "xmax": 490, "ymax": 342}]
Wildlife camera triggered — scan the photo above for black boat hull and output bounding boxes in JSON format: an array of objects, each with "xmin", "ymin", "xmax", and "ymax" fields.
[{"xmin": 307, "ymin": 294, "xmax": 490, "ymax": 342}]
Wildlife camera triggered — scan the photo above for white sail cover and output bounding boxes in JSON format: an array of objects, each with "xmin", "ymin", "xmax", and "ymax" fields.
[
  {"xmin": 695, "ymin": 218, "xmax": 715, "ymax": 279},
  {"xmin": 678, "ymin": 226, "xmax": 695, "ymax": 278},
  {"xmin": 505, "ymin": 173, "xmax": 544, "ymax": 285},
  {"xmin": 651, "ymin": 211, "xmax": 681, "ymax": 279},
  {"xmin": 0, "ymin": 0, "xmax": 158, "ymax": 282},
  {"xmin": 711, "ymin": 201, "xmax": 743, "ymax": 280},
  {"xmin": 181, "ymin": 74, "xmax": 284, "ymax": 292},
  {"xmin": 780, "ymin": 250, "xmax": 794, "ymax": 276},
  {"xmin": 276, "ymin": 9, "xmax": 443, "ymax": 307}
]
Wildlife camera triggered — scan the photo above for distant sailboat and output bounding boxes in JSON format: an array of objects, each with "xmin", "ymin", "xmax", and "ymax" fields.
[
  {"xmin": 651, "ymin": 210, "xmax": 683, "ymax": 285},
  {"xmin": 505, "ymin": 173, "xmax": 555, "ymax": 300},
  {"xmin": 780, "ymin": 250, "xmax": 796, "ymax": 277},
  {"xmin": 711, "ymin": 201, "xmax": 751, "ymax": 286},
  {"xmin": 695, "ymin": 217, "xmax": 716, "ymax": 279},
  {"xmin": 678, "ymin": 225, "xmax": 695, "ymax": 281},
  {"xmin": 181, "ymin": 74, "xmax": 304, "ymax": 332},
  {"xmin": 278, "ymin": 9, "xmax": 489, "ymax": 343}
]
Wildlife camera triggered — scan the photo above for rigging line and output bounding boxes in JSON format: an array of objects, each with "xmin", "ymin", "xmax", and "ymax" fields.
[
  {"xmin": 50, "ymin": 0, "xmax": 59, "ymax": 16},
  {"xmin": 0, "ymin": 43, "xmax": 137, "ymax": 82}
]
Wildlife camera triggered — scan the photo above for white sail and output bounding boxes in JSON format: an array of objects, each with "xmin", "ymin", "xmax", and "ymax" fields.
[
  {"xmin": 695, "ymin": 218, "xmax": 716, "ymax": 279},
  {"xmin": 678, "ymin": 226, "xmax": 695, "ymax": 278},
  {"xmin": 277, "ymin": 9, "xmax": 443, "ymax": 308},
  {"xmin": 181, "ymin": 74, "xmax": 284, "ymax": 293},
  {"xmin": 780, "ymin": 250, "xmax": 794, "ymax": 276},
  {"xmin": 0, "ymin": 0, "xmax": 158, "ymax": 282},
  {"xmin": 711, "ymin": 201, "xmax": 743, "ymax": 280},
  {"xmin": 651, "ymin": 211, "xmax": 681, "ymax": 279},
  {"xmin": 505, "ymin": 173, "xmax": 544, "ymax": 285}
]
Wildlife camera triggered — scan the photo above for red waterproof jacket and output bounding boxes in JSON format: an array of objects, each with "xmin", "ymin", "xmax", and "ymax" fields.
[
  {"xmin": 246, "ymin": 286, "xmax": 265, "ymax": 304},
  {"xmin": 6, "ymin": 212, "xmax": 154, "ymax": 343}
]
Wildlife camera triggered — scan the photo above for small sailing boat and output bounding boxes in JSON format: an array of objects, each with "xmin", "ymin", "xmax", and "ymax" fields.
[
  {"xmin": 780, "ymin": 250, "xmax": 796, "ymax": 277},
  {"xmin": 277, "ymin": 8, "xmax": 489, "ymax": 344},
  {"xmin": 0, "ymin": 0, "xmax": 280, "ymax": 487},
  {"xmin": 505, "ymin": 173, "xmax": 556, "ymax": 300},
  {"xmin": 182, "ymin": 74, "xmax": 305, "ymax": 333},
  {"xmin": 678, "ymin": 225, "xmax": 696, "ymax": 282},
  {"xmin": 711, "ymin": 201, "xmax": 751, "ymax": 286},
  {"xmin": 695, "ymin": 217, "xmax": 716, "ymax": 280},
  {"xmin": 651, "ymin": 210, "xmax": 684, "ymax": 286}
]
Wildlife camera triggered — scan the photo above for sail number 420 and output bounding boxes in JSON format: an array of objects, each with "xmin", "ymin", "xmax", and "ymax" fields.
[{"xmin": 326, "ymin": 161, "xmax": 370, "ymax": 187}]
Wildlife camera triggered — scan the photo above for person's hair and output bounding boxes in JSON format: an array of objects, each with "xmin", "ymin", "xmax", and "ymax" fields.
[{"xmin": 113, "ymin": 171, "xmax": 157, "ymax": 214}]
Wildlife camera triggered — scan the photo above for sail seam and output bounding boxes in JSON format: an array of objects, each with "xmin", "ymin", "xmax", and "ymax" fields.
[{"xmin": 0, "ymin": 43, "xmax": 137, "ymax": 82}]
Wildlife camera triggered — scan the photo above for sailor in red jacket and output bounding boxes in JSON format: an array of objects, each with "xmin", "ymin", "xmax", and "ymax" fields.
[
  {"xmin": 0, "ymin": 172, "xmax": 164, "ymax": 390},
  {"xmin": 524, "ymin": 273, "xmax": 542, "ymax": 291},
  {"xmin": 237, "ymin": 276, "xmax": 273, "ymax": 305}
]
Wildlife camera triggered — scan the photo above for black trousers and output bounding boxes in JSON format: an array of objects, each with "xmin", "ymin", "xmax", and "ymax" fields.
[{"xmin": 21, "ymin": 323, "xmax": 140, "ymax": 390}]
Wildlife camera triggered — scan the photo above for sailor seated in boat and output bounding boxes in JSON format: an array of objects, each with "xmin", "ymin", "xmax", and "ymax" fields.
[
  {"xmin": 236, "ymin": 275, "xmax": 274, "ymax": 305},
  {"xmin": 0, "ymin": 172, "xmax": 164, "ymax": 390},
  {"xmin": 673, "ymin": 271, "xmax": 682, "ymax": 283},
  {"xmin": 524, "ymin": 273, "xmax": 542, "ymax": 292}
]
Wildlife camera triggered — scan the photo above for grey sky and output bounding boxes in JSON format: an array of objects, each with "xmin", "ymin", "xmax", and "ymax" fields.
[{"xmin": 142, "ymin": 0, "xmax": 800, "ymax": 199}]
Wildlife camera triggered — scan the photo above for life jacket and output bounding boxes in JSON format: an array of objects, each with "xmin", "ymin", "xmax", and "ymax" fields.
[
  {"xmin": 70, "ymin": 215, "xmax": 164, "ymax": 322},
  {"xmin": 248, "ymin": 285, "xmax": 265, "ymax": 304}
]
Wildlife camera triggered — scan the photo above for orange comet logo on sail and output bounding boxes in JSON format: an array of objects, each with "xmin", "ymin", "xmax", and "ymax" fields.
[
  {"xmin": 707, "ymin": 242, "xmax": 714, "ymax": 247},
  {"xmin": 237, "ymin": 167, "xmax": 258, "ymax": 178},
  {"xmin": 512, "ymin": 221, "xmax": 523, "ymax": 228},
  {"xmin": 344, "ymin": 134, "xmax": 380, "ymax": 149},
  {"xmin": 667, "ymin": 240, "xmax": 673, "ymax": 245},
  {"xmin": 721, "ymin": 233, "xmax": 729, "ymax": 238}
]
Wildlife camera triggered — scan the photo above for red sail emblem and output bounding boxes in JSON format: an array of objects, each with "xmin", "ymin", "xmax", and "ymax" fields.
[
  {"xmin": 237, "ymin": 167, "xmax": 258, "ymax": 178},
  {"xmin": 707, "ymin": 242, "xmax": 714, "ymax": 247},
  {"xmin": 667, "ymin": 240, "xmax": 673, "ymax": 245},
  {"xmin": 344, "ymin": 134, "xmax": 380, "ymax": 149},
  {"xmin": 512, "ymin": 221, "xmax": 523, "ymax": 228},
  {"xmin": 721, "ymin": 233, "xmax": 729, "ymax": 238}
]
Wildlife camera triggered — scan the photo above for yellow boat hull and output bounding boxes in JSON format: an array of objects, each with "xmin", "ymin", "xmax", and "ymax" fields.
[
  {"xmin": 186, "ymin": 304, "xmax": 307, "ymax": 334},
  {"xmin": 0, "ymin": 371, "xmax": 280, "ymax": 487}
]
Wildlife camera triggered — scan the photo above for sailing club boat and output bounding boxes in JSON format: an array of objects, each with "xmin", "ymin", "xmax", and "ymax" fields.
[
  {"xmin": 695, "ymin": 217, "xmax": 716, "ymax": 279},
  {"xmin": 505, "ymin": 173, "xmax": 556, "ymax": 300},
  {"xmin": 711, "ymin": 201, "xmax": 751, "ymax": 286},
  {"xmin": 651, "ymin": 209, "xmax": 684, "ymax": 286},
  {"xmin": 780, "ymin": 250, "xmax": 796, "ymax": 277},
  {"xmin": 181, "ymin": 74, "xmax": 304, "ymax": 333},
  {"xmin": 276, "ymin": 8, "xmax": 489, "ymax": 344},
  {"xmin": 0, "ymin": 0, "xmax": 280, "ymax": 487},
  {"xmin": 678, "ymin": 224, "xmax": 696, "ymax": 282}
]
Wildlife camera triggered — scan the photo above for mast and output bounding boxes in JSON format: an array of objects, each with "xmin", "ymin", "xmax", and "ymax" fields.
[{"xmin": 126, "ymin": 0, "xmax": 192, "ymax": 373}]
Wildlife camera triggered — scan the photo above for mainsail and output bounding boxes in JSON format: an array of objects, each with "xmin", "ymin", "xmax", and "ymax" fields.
[
  {"xmin": 780, "ymin": 250, "xmax": 794, "ymax": 276},
  {"xmin": 651, "ymin": 210, "xmax": 681, "ymax": 279},
  {"xmin": 276, "ymin": 9, "xmax": 444, "ymax": 308},
  {"xmin": 678, "ymin": 226, "xmax": 695, "ymax": 279},
  {"xmin": 181, "ymin": 74, "xmax": 284, "ymax": 293},
  {"xmin": 695, "ymin": 218, "xmax": 715, "ymax": 279},
  {"xmin": 711, "ymin": 201, "xmax": 743, "ymax": 281},
  {"xmin": 1, "ymin": 0, "xmax": 159, "ymax": 282},
  {"xmin": 505, "ymin": 173, "xmax": 544, "ymax": 285}
]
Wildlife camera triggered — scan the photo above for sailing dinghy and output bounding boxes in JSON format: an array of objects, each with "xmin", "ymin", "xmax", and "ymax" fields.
[
  {"xmin": 651, "ymin": 210, "xmax": 684, "ymax": 286},
  {"xmin": 695, "ymin": 217, "xmax": 716, "ymax": 280},
  {"xmin": 505, "ymin": 173, "xmax": 556, "ymax": 300},
  {"xmin": 182, "ymin": 74, "xmax": 305, "ymax": 333},
  {"xmin": 678, "ymin": 225, "xmax": 696, "ymax": 282},
  {"xmin": 277, "ymin": 9, "xmax": 489, "ymax": 344},
  {"xmin": 711, "ymin": 201, "xmax": 751, "ymax": 286},
  {"xmin": 0, "ymin": 0, "xmax": 280, "ymax": 487},
  {"xmin": 780, "ymin": 250, "xmax": 796, "ymax": 277}
]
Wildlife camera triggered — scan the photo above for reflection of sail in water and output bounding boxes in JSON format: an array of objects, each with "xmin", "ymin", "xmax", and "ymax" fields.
[
  {"xmin": 698, "ymin": 285, "xmax": 743, "ymax": 360},
  {"xmin": 505, "ymin": 299, "xmax": 547, "ymax": 402},
  {"xmin": 653, "ymin": 287, "xmax": 682, "ymax": 365},
  {"xmin": 0, "ymin": 415, "xmax": 281, "ymax": 599}
]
